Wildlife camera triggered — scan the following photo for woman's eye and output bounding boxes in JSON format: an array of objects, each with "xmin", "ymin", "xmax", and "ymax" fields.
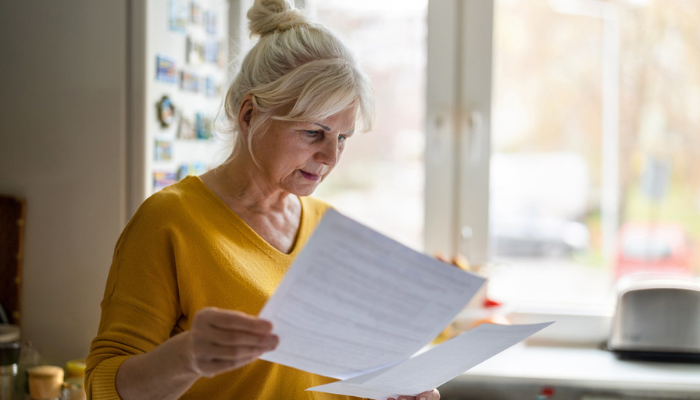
[
  {"xmin": 304, "ymin": 130, "xmax": 323, "ymax": 138},
  {"xmin": 338, "ymin": 135, "xmax": 347, "ymax": 143}
]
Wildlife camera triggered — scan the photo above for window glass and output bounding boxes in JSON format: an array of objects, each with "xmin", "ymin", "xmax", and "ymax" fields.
[
  {"xmin": 489, "ymin": 0, "xmax": 700, "ymax": 306},
  {"xmin": 313, "ymin": 0, "xmax": 428, "ymax": 251}
]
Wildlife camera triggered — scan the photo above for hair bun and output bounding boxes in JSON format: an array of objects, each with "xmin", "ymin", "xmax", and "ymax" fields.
[{"xmin": 247, "ymin": 0, "xmax": 308, "ymax": 37}]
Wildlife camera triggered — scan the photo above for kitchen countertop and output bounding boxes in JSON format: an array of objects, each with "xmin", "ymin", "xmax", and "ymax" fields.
[{"xmin": 448, "ymin": 344, "xmax": 700, "ymax": 394}]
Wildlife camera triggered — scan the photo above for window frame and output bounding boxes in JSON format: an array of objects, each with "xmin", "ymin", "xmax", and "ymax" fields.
[{"xmin": 425, "ymin": 0, "xmax": 493, "ymax": 266}]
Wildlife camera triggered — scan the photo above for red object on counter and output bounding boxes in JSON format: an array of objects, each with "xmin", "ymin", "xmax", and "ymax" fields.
[
  {"xmin": 541, "ymin": 387, "xmax": 555, "ymax": 397},
  {"xmin": 483, "ymin": 298, "xmax": 502, "ymax": 308}
]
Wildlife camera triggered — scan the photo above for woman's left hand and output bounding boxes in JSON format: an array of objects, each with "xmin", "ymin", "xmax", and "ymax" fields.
[{"xmin": 387, "ymin": 388, "xmax": 440, "ymax": 400}]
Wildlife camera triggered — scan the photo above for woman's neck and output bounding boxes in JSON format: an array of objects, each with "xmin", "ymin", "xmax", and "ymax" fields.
[
  {"xmin": 200, "ymin": 152, "xmax": 303, "ymax": 255},
  {"xmin": 203, "ymin": 153, "xmax": 295, "ymax": 215}
]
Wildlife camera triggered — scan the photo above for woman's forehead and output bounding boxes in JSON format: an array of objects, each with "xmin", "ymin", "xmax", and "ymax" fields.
[
  {"xmin": 281, "ymin": 107, "xmax": 357, "ymax": 130},
  {"xmin": 313, "ymin": 108, "xmax": 357, "ymax": 130}
]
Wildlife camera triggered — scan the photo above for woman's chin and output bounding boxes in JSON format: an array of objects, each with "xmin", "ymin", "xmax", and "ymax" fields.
[
  {"xmin": 290, "ymin": 186, "xmax": 318, "ymax": 197},
  {"xmin": 283, "ymin": 181, "xmax": 319, "ymax": 197}
]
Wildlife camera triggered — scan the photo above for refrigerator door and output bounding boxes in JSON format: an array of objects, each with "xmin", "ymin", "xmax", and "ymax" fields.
[{"xmin": 130, "ymin": 0, "xmax": 230, "ymax": 215}]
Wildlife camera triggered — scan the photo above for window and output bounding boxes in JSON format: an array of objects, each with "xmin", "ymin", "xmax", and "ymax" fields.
[
  {"xmin": 490, "ymin": 0, "xmax": 700, "ymax": 306},
  {"xmin": 427, "ymin": 0, "xmax": 700, "ymax": 308},
  {"xmin": 231, "ymin": 0, "xmax": 700, "ymax": 312}
]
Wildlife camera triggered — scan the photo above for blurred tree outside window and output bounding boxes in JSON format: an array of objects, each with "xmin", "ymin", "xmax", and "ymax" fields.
[{"xmin": 489, "ymin": 0, "xmax": 700, "ymax": 306}]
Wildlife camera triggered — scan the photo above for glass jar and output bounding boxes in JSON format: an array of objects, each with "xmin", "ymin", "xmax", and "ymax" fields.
[
  {"xmin": 0, "ymin": 325, "xmax": 21, "ymax": 400},
  {"xmin": 62, "ymin": 377, "xmax": 85, "ymax": 400},
  {"xmin": 16, "ymin": 341, "xmax": 41, "ymax": 400}
]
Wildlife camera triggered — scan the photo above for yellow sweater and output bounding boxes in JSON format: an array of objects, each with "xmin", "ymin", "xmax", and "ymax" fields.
[{"xmin": 86, "ymin": 176, "xmax": 360, "ymax": 400}]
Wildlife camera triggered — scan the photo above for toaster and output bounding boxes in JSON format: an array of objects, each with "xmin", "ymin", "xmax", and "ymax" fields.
[{"xmin": 608, "ymin": 277, "xmax": 700, "ymax": 363}]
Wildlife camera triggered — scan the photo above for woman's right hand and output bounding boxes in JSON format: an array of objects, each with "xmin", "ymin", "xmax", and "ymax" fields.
[
  {"xmin": 114, "ymin": 307, "xmax": 278, "ymax": 400},
  {"xmin": 183, "ymin": 307, "xmax": 279, "ymax": 378}
]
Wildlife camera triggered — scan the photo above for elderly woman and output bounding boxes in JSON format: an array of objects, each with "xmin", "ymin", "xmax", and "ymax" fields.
[{"xmin": 85, "ymin": 1, "xmax": 440, "ymax": 400}]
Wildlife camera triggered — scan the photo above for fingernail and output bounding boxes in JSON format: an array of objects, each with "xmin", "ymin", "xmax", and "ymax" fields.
[{"xmin": 420, "ymin": 397, "xmax": 426, "ymax": 400}]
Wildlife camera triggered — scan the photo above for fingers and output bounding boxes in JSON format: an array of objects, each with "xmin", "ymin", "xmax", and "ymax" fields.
[
  {"xmin": 186, "ymin": 307, "xmax": 279, "ymax": 378},
  {"xmin": 192, "ymin": 307, "xmax": 278, "ymax": 348},
  {"xmin": 193, "ymin": 341, "xmax": 272, "ymax": 362},
  {"xmin": 390, "ymin": 389, "xmax": 440, "ymax": 400},
  {"xmin": 417, "ymin": 389, "xmax": 440, "ymax": 400},
  {"xmin": 434, "ymin": 253, "xmax": 450, "ymax": 263},
  {"xmin": 435, "ymin": 253, "xmax": 469, "ymax": 271},
  {"xmin": 196, "ymin": 307, "xmax": 273, "ymax": 334},
  {"xmin": 194, "ymin": 321, "xmax": 278, "ymax": 347}
]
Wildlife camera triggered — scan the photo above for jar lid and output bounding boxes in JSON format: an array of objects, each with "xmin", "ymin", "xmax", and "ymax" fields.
[
  {"xmin": 65, "ymin": 358, "xmax": 86, "ymax": 377},
  {"xmin": 0, "ymin": 324, "xmax": 20, "ymax": 343},
  {"xmin": 28, "ymin": 365, "xmax": 64, "ymax": 378}
]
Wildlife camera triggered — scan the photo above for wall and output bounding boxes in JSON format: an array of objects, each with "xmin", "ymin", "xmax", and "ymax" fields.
[{"xmin": 0, "ymin": 0, "xmax": 128, "ymax": 365}]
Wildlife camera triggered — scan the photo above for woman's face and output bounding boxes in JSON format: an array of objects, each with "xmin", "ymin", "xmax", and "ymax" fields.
[{"xmin": 250, "ymin": 107, "xmax": 357, "ymax": 197}]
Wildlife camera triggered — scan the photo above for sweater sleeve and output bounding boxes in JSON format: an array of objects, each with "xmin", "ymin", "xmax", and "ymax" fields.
[{"xmin": 85, "ymin": 194, "xmax": 183, "ymax": 399}]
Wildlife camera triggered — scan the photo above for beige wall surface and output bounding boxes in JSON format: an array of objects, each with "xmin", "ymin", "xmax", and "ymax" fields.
[{"xmin": 0, "ymin": 0, "xmax": 127, "ymax": 365}]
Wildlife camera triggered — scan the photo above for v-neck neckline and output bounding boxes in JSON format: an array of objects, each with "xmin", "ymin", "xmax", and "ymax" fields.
[{"xmin": 188, "ymin": 175, "xmax": 306, "ymax": 260}]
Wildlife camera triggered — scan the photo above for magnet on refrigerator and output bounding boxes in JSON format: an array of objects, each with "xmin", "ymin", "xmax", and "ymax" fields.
[
  {"xmin": 190, "ymin": 2, "xmax": 204, "ymax": 26},
  {"xmin": 205, "ymin": 10, "xmax": 218, "ymax": 35},
  {"xmin": 156, "ymin": 95, "xmax": 177, "ymax": 128},
  {"xmin": 169, "ymin": 0, "xmax": 188, "ymax": 33},
  {"xmin": 177, "ymin": 116, "xmax": 196, "ymax": 140},
  {"xmin": 154, "ymin": 140, "xmax": 174, "ymax": 162},
  {"xmin": 205, "ymin": 76, "xmax": 220, "ymax": 98},
  {"xmin": 153, "ymin": 171, "xmax": 178, "ymax": 192},
  {"xmin": 205, "ymin": 40, "xmax": 218, "ymax": 64},
  {"xmin": 155, "ymin": 55, "xmax": 178, "ymax": 84},
  {"xmin": 186, "ymin": 36, "xmax": 205, "ymax": 65},
  {"xmin": 195, "ymin": 112, "xmax": 213, "ymax": 139},
  {"xmin": 180, "ymin": 70, "xmax": 200, "ymax": 93}
]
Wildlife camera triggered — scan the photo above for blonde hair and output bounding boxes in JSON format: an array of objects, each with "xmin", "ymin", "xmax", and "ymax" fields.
[{"xmin": 223, "ymin": 0, "xmax": 374, "ymax": 160}]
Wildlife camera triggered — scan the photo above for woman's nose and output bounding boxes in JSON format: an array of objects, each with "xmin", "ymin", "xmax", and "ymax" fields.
[{"xmin": 315, "ymin": 138, "xmax": 339, "ymax": 166}]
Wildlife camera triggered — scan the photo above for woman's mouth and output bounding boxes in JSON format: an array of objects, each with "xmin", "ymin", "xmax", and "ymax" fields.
[{"xmin": 299, "ymin": 170, "xmax": 321, "ymax": 181}]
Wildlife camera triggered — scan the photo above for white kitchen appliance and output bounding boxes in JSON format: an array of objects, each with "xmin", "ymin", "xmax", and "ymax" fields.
[{"xmin": 608, "ymin": 277, "xmax": 700, "ymax": 362}]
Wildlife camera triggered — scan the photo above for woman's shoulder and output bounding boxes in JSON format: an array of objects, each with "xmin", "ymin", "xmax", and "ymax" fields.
[{"xmin": 131, "ymin": 176, "xmax": 207, "ymax": 224}]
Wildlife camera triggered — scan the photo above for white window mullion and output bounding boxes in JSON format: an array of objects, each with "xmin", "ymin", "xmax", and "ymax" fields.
[
  {"xmin": 457, "ymin": 0, "xmax": 494, "ymax": 265},
  {"xmin": 425, "ymin": 0, "xmax": 494, "ymax": 265},
  {"xmin": 425, "ymin": 0, "xmax": 461, "ymax": 257}
]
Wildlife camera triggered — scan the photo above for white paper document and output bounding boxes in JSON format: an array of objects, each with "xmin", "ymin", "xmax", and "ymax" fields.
[
  {"xmin": 258, "ymin": 209, "xmax": 551, "ymax": 398},
  {"xmin": 260, "ymin": 209, "xmax": 486, "ymax": 378},
  {"xmin": 307, "ymin": 322, "xmax": 553, "ymax": 399}
]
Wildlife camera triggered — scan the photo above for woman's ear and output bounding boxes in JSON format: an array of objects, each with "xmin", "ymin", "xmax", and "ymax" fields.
[{"xmin": 238, "ymin": 95, "xmax": 254, "ymax": 139}]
